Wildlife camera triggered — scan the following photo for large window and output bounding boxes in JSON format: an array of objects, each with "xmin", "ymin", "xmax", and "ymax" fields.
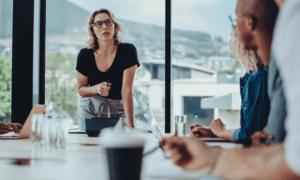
[
  {"xmin": 9, "ymin": 0, "xmax": 245, "ymax": 131},
  {"xmin": 171, "ymin": 0, "xmax": 241, "ymax": 131},
  {"xmin": 0, "ymin": 0, "xmax": 13, "ymax": 123},
  {"xmin": 45, "ymin": 0, "xmax": 165, "ymax": 130}
]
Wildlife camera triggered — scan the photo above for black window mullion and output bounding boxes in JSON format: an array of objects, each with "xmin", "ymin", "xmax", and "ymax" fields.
[
  {"xmin": 39, "ymin": 0, "xmax": 46, "ymax": 104},
  {"xmin": 165, "ymin": 0, "xmax": 171, "ymax": 133},
  {"xmin": 12, "ymin": 0, "xmax": 46, "ymax": 124},
  {"xmin": 12, "ymin": 0, "xmax": 35, "ymax": 124}
]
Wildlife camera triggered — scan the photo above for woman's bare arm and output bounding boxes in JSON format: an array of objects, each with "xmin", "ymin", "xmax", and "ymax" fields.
[
  {"xmin": 77, "ymin": 72, "xmax": 97, "ymax": 97},
  {"xmin": 121, "ymin": 65, "xmax": 137, "ymax": 128},
  {"xmin": 77, "ymin": 72, "xmax": 111, "ymax": 97}
]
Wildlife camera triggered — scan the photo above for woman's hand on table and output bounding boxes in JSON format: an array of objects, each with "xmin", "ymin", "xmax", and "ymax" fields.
[
  {"xmin": 94, "ymin": 82, "xmax": 112, "ymax": 97},
  {"xmin": 128, "ymin": 126, "xmax": 152, "ymax": 133},
  {"xmin": 161, "ymin": 136, "xmax": 212, "ymax": 171},
  {"xmin": 189, "ymin": 124, "xmax": 217, "ymax": 138},
  {"xmin": 0, "ymin": 123, "xmax": 13, "ymax": 134},
  {"xmin": 5, "ymin": 123, "xmax": 23, "ymax": 134}
]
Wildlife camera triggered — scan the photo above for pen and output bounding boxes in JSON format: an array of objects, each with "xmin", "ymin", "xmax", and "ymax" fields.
[
  {"xmin": 194, "ymin": 113, "xmax": 198, "ymax": 127},
  {"xmin": 106, "ymin": 80, "xmax": 110, "ymax": 118}
]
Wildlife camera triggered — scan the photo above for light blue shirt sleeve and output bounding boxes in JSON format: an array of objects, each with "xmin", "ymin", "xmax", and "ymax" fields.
[{"xmin": 231, "ymin": 128, "xmax": 240, "ymax": 142}]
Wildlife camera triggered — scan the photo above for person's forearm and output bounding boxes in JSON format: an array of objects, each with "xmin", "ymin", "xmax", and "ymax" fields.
[
  {"xmin": 270, "ymin": 151, "xmax": 300, "ymax": 180},
  {"xmin": 213, "ymin": 143, "xmax": 300, "ymax": 180},
  {"xmin": 122, "ymin": 90, "xmax": 135, "ymax": 128},
  {"xmin": 78, "ymin": 85, "xmax": 98, "ymax": 97},
  {"xmin": 248, "ymin": 144, "xmax": 300, "ymax": 180},
  {"xmin": 219, "ymin": 129, "xmax": 233, "ymax": 141},
  {"xmin": 206, "ymin": 146, "xmax": 223, "ymax": 169}
]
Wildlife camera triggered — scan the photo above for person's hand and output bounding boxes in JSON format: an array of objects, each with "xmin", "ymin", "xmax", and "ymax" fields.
[
  {"xmin": 161, "ymin": 136, "xmax": 213, "ymax": 171},
  {"xmin": 128, "ymin": 126, "xmax": 152, "ymax": 133},
  {"xmin": 210, "ymin": 119, "xmax": 226, "ymax": 137},
  {"xmin": 94, "ymin": 81, "xmax": 112, "ymax": 97},
  {"xmin": 251, "ymin": 128, "xmax": 273, "ymax": 147},
  {"xmin": 189, "ymin": 124, "xmax": 217, "ymax": 138},
  {"xmin": 0, "ymin": 122, "xmax": 13, "ymax": 134},
  {"xmin": 5, "ymin": 123, "xmax": 23, "ymax": 134}
]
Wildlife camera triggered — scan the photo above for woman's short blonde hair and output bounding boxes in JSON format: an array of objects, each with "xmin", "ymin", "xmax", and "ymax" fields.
[
  {"xmin": 87, "ymin": 9, "xmax": 123, "ymax": 50},
  {"xmin": 230, "ymin": 26, "xmax": 268, "ymax": 73}
]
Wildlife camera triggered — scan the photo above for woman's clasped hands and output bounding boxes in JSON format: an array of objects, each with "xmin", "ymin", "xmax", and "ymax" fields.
[{"xmin": 94, "ymin": 81, "xmax": 112, "ymax": 97}]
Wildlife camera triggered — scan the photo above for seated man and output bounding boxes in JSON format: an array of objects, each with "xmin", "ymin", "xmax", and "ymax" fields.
[{"xmin": 190, "ymin": 20, "xmax": 270, "ymax": 145}]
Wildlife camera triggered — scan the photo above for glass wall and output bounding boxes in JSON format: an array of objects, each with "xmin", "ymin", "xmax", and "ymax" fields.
[
  {"xmin": 171, "ymin": 0, "xmax": 242, "ymax": 132},
  {"xmin": 46, "ymin": 0, "xmax": 165, "ymax": 130},
  {"xmin": 0, "ymin": 0, "xmax": 13, "ymax": 123}
]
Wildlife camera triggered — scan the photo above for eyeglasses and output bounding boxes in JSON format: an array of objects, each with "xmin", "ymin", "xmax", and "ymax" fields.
[
  {"xmin": 229, "ymin": 14, "xmax": 237, "ymax": 26},
  {"xmin": 93, "ymin": 19, "xmax": 113, "ymax": 28},
  {"xmin": 229, "ymin": 13, "xmax": 251, "ymax": 27}
]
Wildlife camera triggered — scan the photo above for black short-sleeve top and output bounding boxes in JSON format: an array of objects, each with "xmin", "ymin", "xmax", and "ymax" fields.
[{"xmin": 76, "ymin": 43, "xmax": 140, "ymax": 100}]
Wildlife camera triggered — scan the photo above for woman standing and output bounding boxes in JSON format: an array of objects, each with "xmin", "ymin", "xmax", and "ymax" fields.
[{"xmin": 76, "ymin": 9, "xmax": 139, "ymax": 131}]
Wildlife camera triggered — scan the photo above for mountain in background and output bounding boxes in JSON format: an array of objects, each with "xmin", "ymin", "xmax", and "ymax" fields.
[
  {"xmin": 46, "ymin": 0, "xmax": 230, "ymax": 59},
  {"xmin": 1, "ymin": 0, "xmax": 230, "ymax": 59}
]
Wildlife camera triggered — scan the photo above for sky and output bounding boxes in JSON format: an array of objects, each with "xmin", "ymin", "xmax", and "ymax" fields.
[{"xmin": 66, "ymin": 0, "xmax": 238, "ymax": 42}]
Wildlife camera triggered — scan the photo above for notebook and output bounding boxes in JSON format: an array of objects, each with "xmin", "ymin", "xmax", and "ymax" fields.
[{"xmin": 198, "ymin": 137, "xmax": 231, "ymax": 142}]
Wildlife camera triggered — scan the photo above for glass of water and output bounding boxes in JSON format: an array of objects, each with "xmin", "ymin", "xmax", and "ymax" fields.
[
  {"xmin": 50, "ymin": 114, "xmax": 68, "ymax": 149},
  {"xmin": 31, "ymin": 114, "xmax": 44, "ymax": 146},
  {"xmin": 31, "ymin": 114, "xmax": 68, "ymax": 149},
  {"xmin": 174, "ymin": 115, "xmax": 187, "ymax": 136}
]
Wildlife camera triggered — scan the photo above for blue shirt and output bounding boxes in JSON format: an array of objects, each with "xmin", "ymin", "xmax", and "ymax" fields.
[{"xmin": 232, "ymin": 67, "xmax": 270, "ymax": 144}]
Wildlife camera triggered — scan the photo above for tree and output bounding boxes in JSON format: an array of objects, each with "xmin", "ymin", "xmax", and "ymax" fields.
[
  {"xmin": 0, "ymin": 56, "xmax": 12, "ymax": 123},
  {"xmin": 45, "ymin": 52, "xmax": 78, "ymax": 122}
]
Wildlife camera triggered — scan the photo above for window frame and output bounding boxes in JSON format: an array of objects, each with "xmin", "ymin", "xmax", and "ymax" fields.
[
  {"xmin": 11, "ymin": 0, "xmax": 171, "ymax": 133},
  {"xmin": 11, "ymin": 0, "xmax": 45, "ymax": 124}
]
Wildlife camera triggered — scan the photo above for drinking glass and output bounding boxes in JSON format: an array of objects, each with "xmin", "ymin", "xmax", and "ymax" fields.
[
  {"xmin": 51, "ymin": 114, "xmax": 68, "ymax": 149},
  {"xmin": 31, "ymin": 114, "xmax": 68, "ymax": 149},
  {"xmin": 31, "ymin": 114, "xmax": 44, "ymax": 146},
  {"xmin": 174, "ymin": 115, "xmax": 187, "ymax": 136}
]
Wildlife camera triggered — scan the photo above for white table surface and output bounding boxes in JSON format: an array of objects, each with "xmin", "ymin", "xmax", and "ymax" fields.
[{"xmin": 0, "ymin": 133, "xmax": 242, "ymax": 180}]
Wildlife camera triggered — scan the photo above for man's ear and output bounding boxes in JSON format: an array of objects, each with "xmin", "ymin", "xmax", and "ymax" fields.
[{"xmin": 244, "ymin": 14, "xmax": 257, "ymax": 31}]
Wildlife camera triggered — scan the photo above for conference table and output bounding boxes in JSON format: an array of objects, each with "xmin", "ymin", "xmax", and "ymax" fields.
[{"xmin": 0, "ymin": 133, "xmax": 242, "ymax": 180}]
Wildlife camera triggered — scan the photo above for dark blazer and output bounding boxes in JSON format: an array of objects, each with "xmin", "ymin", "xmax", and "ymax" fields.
[{"xmin": 265, "ymin": 54, "xmax": 287, "ymax": 144}]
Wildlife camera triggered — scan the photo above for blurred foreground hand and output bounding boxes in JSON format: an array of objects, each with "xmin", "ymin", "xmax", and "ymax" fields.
[{"xmin": 161, "ymin": 136, "xmax": 222, "ymax": 171}]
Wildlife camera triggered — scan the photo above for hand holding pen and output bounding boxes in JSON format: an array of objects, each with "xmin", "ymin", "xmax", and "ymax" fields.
[{"xmin": 94, "ymin": 80, "xmax": 112, "ymax": 97}]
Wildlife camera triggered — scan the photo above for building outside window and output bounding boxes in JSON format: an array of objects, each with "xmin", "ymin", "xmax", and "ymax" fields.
[{"xmin": 171, "ymin": 0, "xmax": 242, "ymax": 131}]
